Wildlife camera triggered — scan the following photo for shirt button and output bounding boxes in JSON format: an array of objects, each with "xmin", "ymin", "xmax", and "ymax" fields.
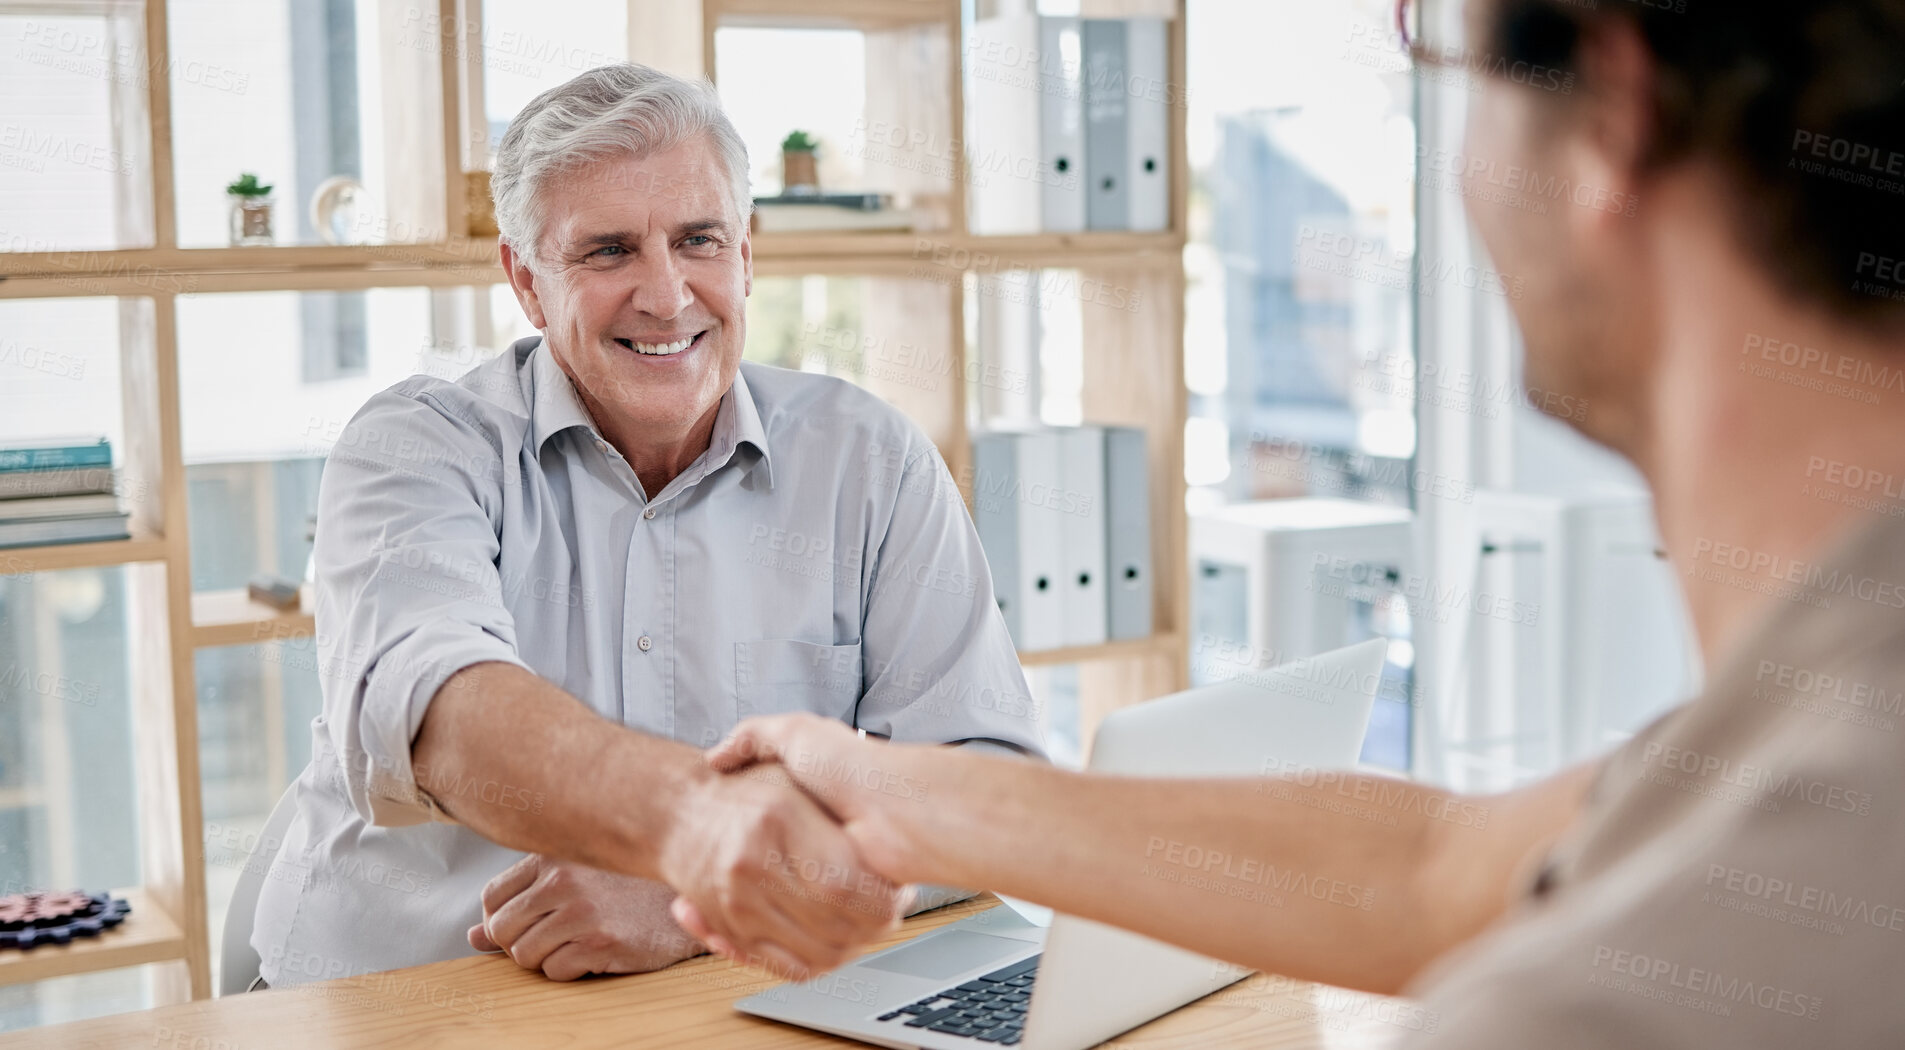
[
  {"xmin": 643, "ymin": 507, "xmax": 656, "ymax": 520},
  {"xmin": 637, "ymin": 635, "xmax": 653, "ymax": 652}
]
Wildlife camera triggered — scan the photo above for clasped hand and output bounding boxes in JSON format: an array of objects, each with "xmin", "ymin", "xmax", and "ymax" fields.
[
  {"xmin": 656, "ymin": 760, "xmax": 915, "ymax": 978},
  {"xmin": 673, "ymin": 715, "xmax": 952, "ymax": 971}
]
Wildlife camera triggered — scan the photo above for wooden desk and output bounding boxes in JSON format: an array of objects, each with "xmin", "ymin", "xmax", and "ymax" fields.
[{"xmin": 0, "ymin": 895, "xmax": 1421, "ymax": 1049}]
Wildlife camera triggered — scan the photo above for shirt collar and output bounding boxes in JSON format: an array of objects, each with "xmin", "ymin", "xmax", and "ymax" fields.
[
  {"xmin": 716, "ymin": 364, "xmax": 776, "ymax": 488},
  {"xmin": 527, "ymin": 337, "xmax": 597, "ymax": 453},
  {"xmin": 527, "ymin": 338, "xmax": 774, "ymax": 488}
]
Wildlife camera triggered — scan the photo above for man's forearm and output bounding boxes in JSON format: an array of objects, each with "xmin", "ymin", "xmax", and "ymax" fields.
[
  {"xmin": 411, "ymin": 662, "xmax": 711, "ymax": 878},
  {"xmin": 884, "ymin": 749, "xmax": 1598, "ymax": 995}
]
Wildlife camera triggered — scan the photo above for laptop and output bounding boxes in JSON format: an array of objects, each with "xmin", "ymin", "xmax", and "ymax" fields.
[{"xmin": 736, "ymin": 638, "xmax": 1389, "ymax": 1050}]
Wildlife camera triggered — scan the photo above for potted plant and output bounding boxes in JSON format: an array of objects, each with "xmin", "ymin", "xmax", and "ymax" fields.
[
  {"xmin": 781, "ymin": 130, "xmax": 819, "ymax": 195},
  {"xmin": 226, "ymin": 172, "xmax": 275, "ymax": 245}
]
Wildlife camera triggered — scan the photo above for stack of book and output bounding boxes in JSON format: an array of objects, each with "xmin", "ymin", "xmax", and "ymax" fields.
[
  {"xmin": 750, "ymin": 192, "xmax": 917, "ymax": 234},
  {"xmin": 0, "ymin": 438, "xmax": 131, "ymax": 549}
]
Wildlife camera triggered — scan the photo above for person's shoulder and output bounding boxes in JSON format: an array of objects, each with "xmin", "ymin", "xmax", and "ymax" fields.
[
  {"xmin": 365, "ymin": 342, "xmax": 531, "ymax": 440},
  {"xmin": 741, "ymin": 360, "xmax": 933, "ymax": 461},
  {"xmin": 328, "ymin": 345, "xmax": 534, "ymax": 483}
]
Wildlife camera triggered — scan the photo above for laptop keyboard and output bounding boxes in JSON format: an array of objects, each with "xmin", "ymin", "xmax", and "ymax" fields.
[{"xmin": 874, "ymin": 953, "xmax": 1040, "ymax": 1044}]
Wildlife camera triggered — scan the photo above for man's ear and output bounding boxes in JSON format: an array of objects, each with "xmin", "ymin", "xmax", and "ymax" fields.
[
  {"xmin": 1567, "ymin": 14, "xmax": 1655, "ymax": 233},
  {"xmin": 741, "ymin": 225, "xmax": 754, "ymax": 298},
  {"xmin": 500, "ymin": 240, "xmax": 549, "ymax": 329}
]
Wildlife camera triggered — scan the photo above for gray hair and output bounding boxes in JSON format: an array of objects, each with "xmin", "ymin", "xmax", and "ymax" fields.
[{"xmin": 491, "ymin": 63, "xmax": 751, "ymax": 269}]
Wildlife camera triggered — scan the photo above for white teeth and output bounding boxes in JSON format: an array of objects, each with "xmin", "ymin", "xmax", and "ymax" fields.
[{"xmin": 627, "ymin": 336, "xmax": 695, "ymax": 356}]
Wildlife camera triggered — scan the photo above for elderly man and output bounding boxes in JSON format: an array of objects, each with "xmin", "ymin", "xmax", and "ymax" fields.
[{"xmin": 251, "ymin": 63, "xmax": 1044, "ymax": 987}]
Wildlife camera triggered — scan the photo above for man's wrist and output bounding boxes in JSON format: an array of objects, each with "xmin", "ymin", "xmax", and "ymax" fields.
[
  {"xmin": 905, "ymin": 746, "xmax": 1006, "ymax": 888},
  {"xmin": 642, "ymin": 751, "xmax": 721, "ymax": 883},
  {"xmin": 598, "ymin": 731, "xmax": 719, "ymax": 882}
]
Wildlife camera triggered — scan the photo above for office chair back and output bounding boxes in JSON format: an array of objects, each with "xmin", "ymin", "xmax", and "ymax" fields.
[{"xmin": 217, "ymin": 783, "xmax": 299, "ymax": 996}]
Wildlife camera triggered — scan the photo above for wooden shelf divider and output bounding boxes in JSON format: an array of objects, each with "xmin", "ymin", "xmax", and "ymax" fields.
[
  {"xmin": 189, "ymin": 587, "xmax": 317, "ymax": 650},
  {"xmin": 709, "ymin": 0, "xmax": 957, "ymax": 31},
  {"xmin": 1018, "ymin": 632, "xmax": 1183, "ymax": 669},
  {"xmin": 0, "ymin": 232, "xmax": 1185, "ymax": 299},
  {"xmin": 0, "ymin": 533, "xmax": 169, "ymax": 578},
  {"xmin": 182, "ymin": 590, "xmax": 1180, "ymax": 672}
]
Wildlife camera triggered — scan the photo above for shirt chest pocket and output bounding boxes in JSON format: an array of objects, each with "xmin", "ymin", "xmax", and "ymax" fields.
[{"xmin": 734, "ymin": 639, "xmax": 863, "ymax": 722}]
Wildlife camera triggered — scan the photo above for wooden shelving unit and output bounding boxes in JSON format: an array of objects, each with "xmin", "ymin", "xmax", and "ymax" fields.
[{"xmin": 0, "ymin": 0, "xmax": 1190, "ymax": 1010}]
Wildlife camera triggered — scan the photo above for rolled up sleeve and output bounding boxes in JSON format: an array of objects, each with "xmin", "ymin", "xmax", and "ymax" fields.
[
  {"xmin": 312, "ymin": 386, "xmax": 530, "ymax": 827},
  {"xmin": 857, "ymin": 433, "xmax": 1049, "ymax": 761}
]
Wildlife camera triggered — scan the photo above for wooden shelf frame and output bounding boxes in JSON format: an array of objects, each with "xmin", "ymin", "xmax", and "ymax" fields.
[
  {"xmin": 0, "ymin": 535, "xmax": 169, "ymax": 577},
  {"xmin": 0, "ymin": 0, "xmax": 1193, "ymax": 1009},
  {"xmin": 183, "ymin": 581, "xmax": 1179, "ymax": 666},
  {"xmin": 0, "ymin": 232, "xmax": 1187, "ymax": 300},
  {"xmin": 711, "ymin": 0, "xmax": 957, "ymax": 31}
]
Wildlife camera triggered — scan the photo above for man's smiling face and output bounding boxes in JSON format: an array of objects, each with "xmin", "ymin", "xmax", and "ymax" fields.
[{"xmin": 506, "ymin": 136, "xmax": 752, "ymax": 441}]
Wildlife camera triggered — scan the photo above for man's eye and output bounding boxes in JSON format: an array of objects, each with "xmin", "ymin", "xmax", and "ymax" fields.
[
  {"xmin": 684, "ymin": 235, "xmax": 714, "ymax": 248},
  {"xmin": 592, "ymin": 245, "xmax": 624, "ymax": 258}
]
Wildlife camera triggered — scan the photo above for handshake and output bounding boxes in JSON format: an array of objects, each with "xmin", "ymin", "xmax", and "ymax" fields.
[{"xmin": 470, "ymin": 716, "xmax": 959, "ymax": 982}]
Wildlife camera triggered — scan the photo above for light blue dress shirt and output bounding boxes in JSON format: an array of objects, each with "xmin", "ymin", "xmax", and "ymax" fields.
[{"xmin": 252, "ymin": 336, "xmax": 1046, "ymax": 985}]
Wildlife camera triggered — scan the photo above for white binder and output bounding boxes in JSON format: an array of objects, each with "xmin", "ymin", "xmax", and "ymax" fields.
[
  {"xmin": 968, "ymin": 15, "xmax": 1040, "ymax": 235},
  {"xmin": 1057, "ymin": 425, "xmax": 1109, "ymax": 647},
  {"xmin": 1124, "ymin": 18, "xmax": 1170, "ymax": 233},
  {"xmin": 1104, "ymin": 426, "xmax": 1154, "ymax": 640},
  {"xmin": 1038, "ymin": 16, "xmax": 1086, "ymax": 233},
  {"xmin": 971, "ymin": 427, "xmax": 1067, "ymax": 652},
  {"xmin": 967, "ymin": 15, "xmax": 1085, "ymax": 235}
]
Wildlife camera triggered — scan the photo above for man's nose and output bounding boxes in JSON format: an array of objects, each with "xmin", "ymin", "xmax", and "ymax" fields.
[{"xmin": 626, "ymin": 250, "xmax": 693, "ymax": 318}]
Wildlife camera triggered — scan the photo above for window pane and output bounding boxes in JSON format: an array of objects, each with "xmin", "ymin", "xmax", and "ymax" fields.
[
  {"xmin": 745, "ymin": 274, "xmax": 870, "ymax": 372},
  {"xmin": 477, "ymin": 0, "xmax": 627, "ymax": 158},
  {"xmin": 185, "ymin": 461, "xmax": 324, "ymax": 593},
  {"xmin": 0, "ymin": 567, "xmax": 141, "ymax": 894},
  {"xmin": 1185, "ymin": 0, "xmax": 1418, "ymax": 770},
  {"xmin": 197, "ymin": 640, "xmax": 322, "ymax": 994},
  {"xmin": 743, "ymin": 273, "xmax": 960, "ymax": 450},
  {"xmin": 1187, "ymin": 0, "xmax": 1417, "ymax": 504},
  {"xmin": 168, "ymin": 0, "xmax": 447, "ymax": 247},
  {"xmin": 0, "ymin": 7, "xmax": 154, "ymax": 252},
  {"xmin": 716, "ymin": 23, "xmax": 955, "ymax": 231},
  {"xmin": 176, "ymin": 286, "xmax": 532, "ymax": 462},
  {"xmin": 177, "ymin": 286, "xmax": 531, "ymax": 586},
  {"xmin": 0, "ymin": 298, "xmax": 127, "ymax": 454},
  {"xmin": 718, "ymin": 28, "xmax": 869, "ymax": 199}
]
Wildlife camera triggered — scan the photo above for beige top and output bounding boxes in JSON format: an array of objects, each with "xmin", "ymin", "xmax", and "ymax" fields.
[{"xmin": 1407, "ymin": 514, "xmax": 1905, "ymax": 1046}]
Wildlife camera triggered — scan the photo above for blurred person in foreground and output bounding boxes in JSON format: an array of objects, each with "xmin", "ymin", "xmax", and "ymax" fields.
[{"xmin": 696, "ymin": 1, "xmax": 1905, "ymax": 1043}]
